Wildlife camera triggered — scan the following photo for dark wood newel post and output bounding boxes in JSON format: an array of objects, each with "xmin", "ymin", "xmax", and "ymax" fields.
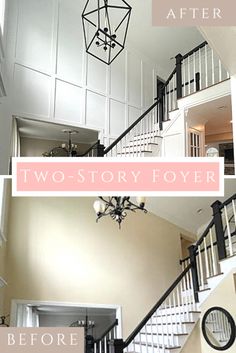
[
  {"xmin": 175, "ymin": 54, "xmax": 183, "ymax": 99},
  {"xmin": 188, "ymin": 245, "xmax": 199, "ymax": 302},
  {"xmin": 97, "ymin": 140, "xmax": 105, "ymax": 157},
  {"xmin": 157, "ymin": 81, "xmax": 164, "ymax": 130},
  {"xmin": 109, "ymin": 339, "xmax": 124, "ymax": 353},
  {"xmin": 211, "ymin": 200, "xmax": 227, "ymax": 260}
]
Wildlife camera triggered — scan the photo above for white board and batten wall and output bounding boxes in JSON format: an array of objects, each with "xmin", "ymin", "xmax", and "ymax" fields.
[{"xmin": 5, "ymin": 0, "xmax": 163, "ymax": 154}]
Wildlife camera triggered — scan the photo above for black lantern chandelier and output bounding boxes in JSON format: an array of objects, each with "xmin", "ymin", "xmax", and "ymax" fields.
[
  {"xmin": 93, "ymin": 197, "xmax": 147, "ymax": 228},
  {"xmin": 82, "ymin": 0, "xmax": 132, "ymax": 65}
]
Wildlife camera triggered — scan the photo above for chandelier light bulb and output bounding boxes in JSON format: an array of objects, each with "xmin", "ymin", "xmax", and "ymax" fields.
[
  {"xmin": 93, "ymin": 200, "xmax": 106, "ymax": 215},
  {"xmin": 136, "ymin": 197, "xmax": 146, "ymax": 207}
]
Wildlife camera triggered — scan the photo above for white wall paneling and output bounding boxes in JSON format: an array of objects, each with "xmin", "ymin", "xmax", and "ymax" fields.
[
  {"xmin": 54, "ymin": 79, "xmax": 83, "ymax": 124},
  {"xmin": 15, "ymin": 0, "xmax": 54, "ymax": 73},
  {"xmin": 4, "ymin": 0, "xmax": 158, "ymax": 150},
  {"xmin": 109, "ymin": 99, "xmax": 126, "ymax": 136},
  {"xmin": 13, "ymin": 64, "xmax": 51, "ymax": 118}
]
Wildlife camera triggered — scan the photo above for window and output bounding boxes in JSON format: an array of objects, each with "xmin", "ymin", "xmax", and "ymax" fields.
[
  {"xmin": 0, "ymin": 178, "xmax": 8, "ymax": 245},
  {"xmin": 189, "ymin": 130, "xmax": 201, "ymax": 157},
  {"xmin": 0, "ymin": 0, "xmax": 5, "ymax": 35}
]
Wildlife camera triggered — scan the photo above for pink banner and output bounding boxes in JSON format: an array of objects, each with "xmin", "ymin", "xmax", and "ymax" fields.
[
  {"xmin": 152, "ymin": 0, "xmax": 236, "ymax": 26},
  {"xmin": 12, "ymin": 158, "xmax": 223, "ymax": 196},
  {"xmin": 0, "ymin": 328, "xmax": 84, "ymax": 353}
]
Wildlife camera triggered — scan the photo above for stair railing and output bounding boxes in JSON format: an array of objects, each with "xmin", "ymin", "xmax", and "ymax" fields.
[
  {"xmin": 180, "ymin": 194, "xmax": 236, "ymax": 301},
  {"xmin": 109, "ymin": 264, "xmax": 197, "ymax": 353},
  {"xmin": 79, "ymin": 140, "xmax": 105, "ymax": 157},
  {"xmin": 94, "ymin": 319, "xmax": 118, "ymax": 353},
  {"xmin": 103, "ymin": 41, "xmax": 229, "ymax": 158}
]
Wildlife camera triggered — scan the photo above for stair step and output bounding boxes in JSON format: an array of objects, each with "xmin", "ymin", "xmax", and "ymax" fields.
[{"xmin": 134, "ymin": 341, "xmax": 181, "ymax": 350}]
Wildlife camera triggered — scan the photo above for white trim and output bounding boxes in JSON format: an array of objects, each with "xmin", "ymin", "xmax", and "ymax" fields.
[{"xmin": 10, "ymin": 299, "xmax": 123, "ymax": 337}]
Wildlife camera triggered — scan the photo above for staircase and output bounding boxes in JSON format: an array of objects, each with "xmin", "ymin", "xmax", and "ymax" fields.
[
  {"xmin": 107, "ymin": 194, "xmax": 236, "ymax": 353},
  {"xmin": 84, "ymin": 41, "xmax": 230, "ymax": 158}
]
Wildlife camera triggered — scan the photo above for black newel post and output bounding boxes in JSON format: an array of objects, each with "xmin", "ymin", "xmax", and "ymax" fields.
[
  {"xmin": 157, "ymin": 81, "xmax": 164, "ymax": 130},
  {"xmin": 175, "ymin": 54, "xmax": 183, "ymax": 99},
  {"xmin": 211, "ymin": 200, "xmax": 227, "ymax": 260},
  {"xmin": 97, "ymin": 140, "xmax": 105, "ymax": 157},
  {"xmin": 109, "ymin": 340, "xmax": 124, "ymax": 353},
  {"xmin": 188, "ymin": 245, "xmax": 199, "ymax": 302}
]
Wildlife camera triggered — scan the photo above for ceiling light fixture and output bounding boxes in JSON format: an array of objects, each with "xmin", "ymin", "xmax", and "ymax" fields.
[
  {"xmin": 43, "ymin": 130, "xmax": 79, "ymax": 157},
  {"xmin": 82, "ymin": 0, "xmax": 132, "ymax": 65},
  {"xmin": 93, "ymin": 196, "xmax": 147, "ymax": 228}
]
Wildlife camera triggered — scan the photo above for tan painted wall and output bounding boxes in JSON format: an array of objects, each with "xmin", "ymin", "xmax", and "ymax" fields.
[
  {"xmin": 5, "ymin": 196, "xmax": 195, "ymax": 337},
  {"xmin": 0, "ymin": 179, "xmax": 11, "ymax": 316},
  {"xmin": 181, "ymin": 321, "xmax": 202, "ymax": 353},
  {"xmin": 182, "ymin": 269, "xmax": 236, "ymax": 353}
]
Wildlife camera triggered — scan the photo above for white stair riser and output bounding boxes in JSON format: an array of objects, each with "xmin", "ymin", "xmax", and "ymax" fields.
[
  {"xmin": 133, "ymin": 343, "xmax": 180, "ymax": 353},
  {"xmin": 144, "ymin": 323, "xmax": 194, "ymax": 335},
  {"xmin": 117, "ymin": 152, "xmax": 153, "ymax": 157},
  {"xmin": 152, "ymin": 313, "xmax": 198, "ymax": 324},
  {"xmin": 157, "ymin": 304, "xmax": 197, "ymax": 316},
  {"xmin": 122, "ymin": 146, "xmax": 153, "ymax": 153},
  {"xmin": 139, "ymin": 333, "xmax": 186, "ymax": 347}
]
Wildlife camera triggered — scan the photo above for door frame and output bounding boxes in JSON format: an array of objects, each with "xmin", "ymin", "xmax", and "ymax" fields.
[{"xmin": 10, "ymin": 299, "xmax": 123, "ymax": 338}]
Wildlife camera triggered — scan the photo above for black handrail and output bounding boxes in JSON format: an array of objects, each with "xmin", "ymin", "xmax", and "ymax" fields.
[
  {"xmin": 182, "ymin": 41, "xmax": 208, "ymax": 60},
  {"xmin": 219, "ymin": 194, "xmax": 236, "ymax": 209},
  {"xmin": 124, "ymin": 264, "xmax": 192, "ymax": 347},
  {"xmin": 78, "ymin": 140, "xmax": 101, "ymax": 157},
  {"xmin": 194, "ymin": 219, "xmax": 215, "ymax": 249},
  {"xmin": 95, "ymin": 319, "xmax": 118, "ymax": 343},
  {"xmin": 104, "ymin": 100, "xmax": 160, "ymax": 155}
]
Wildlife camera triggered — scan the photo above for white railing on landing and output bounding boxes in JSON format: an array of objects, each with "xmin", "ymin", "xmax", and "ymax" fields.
[{"xmin": 181, "ymin": 195, "xmax": 236, "ymax": 293}]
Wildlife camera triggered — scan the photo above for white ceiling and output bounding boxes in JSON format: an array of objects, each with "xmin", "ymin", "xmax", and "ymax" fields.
[
  {"xmin": 16, "ymin": 117, "xmax": 98, "ymax": 144},
  {"xmin": 199, "ymin": 27, "xmax": 236, "ymax": 75},
  {"xmin": 127, "ymin": 0, "xmax": 204, "ymax": 76},
  {"xmin": 187, "ymin": 95, "xmax": 233, "ymax": 135},
  {"xmin": 147, "ymin": 178, "xmax": 236, "ymax": 235}
]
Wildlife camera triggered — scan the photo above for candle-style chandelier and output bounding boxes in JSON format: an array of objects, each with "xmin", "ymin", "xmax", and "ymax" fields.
[
  {"xmin": 93, "ymin": 197, "xmax": 147, "ymax": 228},
  {"xmin": 0, "ymin": 316, "xmax": 9, "ymax": 327},
  {"xmin": 43, "ymin": 130, "xmax": 79, "ymax": 157},
  {"xmin": 82, "ymin": 0, "xmax": 132, "ymax": 65}
]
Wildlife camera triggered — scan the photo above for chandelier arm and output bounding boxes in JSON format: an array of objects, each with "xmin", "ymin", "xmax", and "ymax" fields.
[
  {"xmin": 114, "ymin": 8, "xmax": 131, "ymax": 33},
  {"xmin": 83, "ymin": 17, "xmax": 97, "ymax": 28},
  {"xmin": 83, "ymin": 5, "xmax": 106, "ymax": 17}
]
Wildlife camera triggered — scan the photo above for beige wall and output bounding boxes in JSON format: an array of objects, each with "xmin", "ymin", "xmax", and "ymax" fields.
[
  {"xmin": 5, "ymin": 196, "xmax": 195, "ymax": 337},
  {"xmin": 182, "ymin": 269, "xmax": 236, "ymax": 353},
  {"xmin": 205, "ymin": 132, "xmax": 233, "ymax": 144}
]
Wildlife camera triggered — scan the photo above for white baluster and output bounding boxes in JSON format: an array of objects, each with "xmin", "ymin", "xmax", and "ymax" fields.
[
  {"xmin": 198, "ymin": 245, "xmax": 204, "ymax": 288},
  {"xmin": 183, "ymin": 60, "xmax": 186, "ymax": 96},
  {"xmin": 224, "ymin": 205, "xmax": 233, "ymax": 256},
  {"xmin": 188, "ymin": 56, "xmax": 190, "ymax": 95},
  {"xmin": 204, "ymin": 237, "xmax": 210, "ymax": 278},
  {"xmin": 104, "ymin": 337, "xmax": 107, "ymax": 353},
  {"xmin": 209, "ymin": 228, "xmax": 217, "ymax": 275},
  {"xmin": 219, "ymin": 59, "xmax": 222, "ymax": 82},
  {"xmin": 199, "ymin": 49, "xmax": 202, "ymax": 90},
  {"xmin": 205, "ymin": 45, "xmax": 208, "ymax": 88},
  {"xmin": 193, "ymin": 51, "xmax": 196, "ymax": 93},
  {"xmin": 211, "ymin": 48, "xmax": 215, "ymax": 85}
]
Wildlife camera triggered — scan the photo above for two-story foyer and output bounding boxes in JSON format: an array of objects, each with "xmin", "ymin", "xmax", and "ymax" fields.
[{"xmin": 0, "ymin": 0, "xmax": 235, "ymax": 175}]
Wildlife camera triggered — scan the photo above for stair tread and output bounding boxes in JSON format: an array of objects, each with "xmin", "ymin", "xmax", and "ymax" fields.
[
  {"xmin": 117, "ymin": 151, "xmax": 153, "ymax": 155},
  {"xmin": 146, "ymin": 321, "xmax": 195, "ymax": 326},
  {"xmin": 134, "ymin": 341, "xmax": 181, "ymax": 349},
  {"xmin": 142, "ymin": 332, "xmax": 188, "ymax": 337},
  {"xmin": 122, "ymin": 143, "xmax": 159, "ymax": 148},
  {"xmin": 155, "ymin": 310, "xmax": 200, "ymax": 317}
]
